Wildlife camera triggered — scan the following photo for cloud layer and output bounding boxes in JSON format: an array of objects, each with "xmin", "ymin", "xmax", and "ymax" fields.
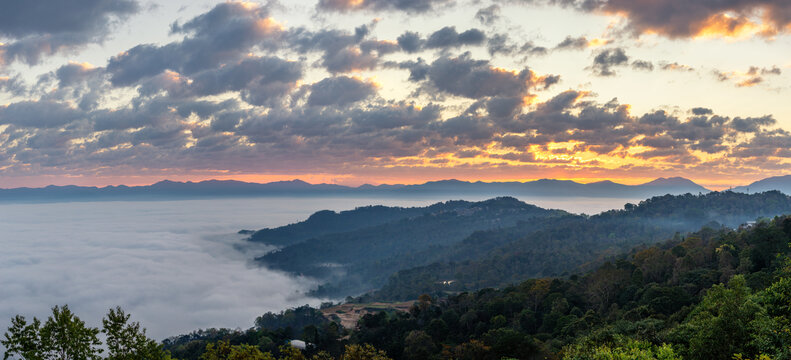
[
  {"xmin": 0, "ymin": 0, "xmax": 139, "ymax": 65},
  {"xmin": 0, "ymin": 198, "xmax": 329, "ymax": 342},
  {"xmin": 0, "ymin": 0, "xmax": 790, "ymax": 187}
]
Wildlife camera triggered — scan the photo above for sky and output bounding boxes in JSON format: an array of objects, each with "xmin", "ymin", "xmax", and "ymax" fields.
[{"xmin": 1, "ymin": 0, "xmax": 790, "ymax": 189}]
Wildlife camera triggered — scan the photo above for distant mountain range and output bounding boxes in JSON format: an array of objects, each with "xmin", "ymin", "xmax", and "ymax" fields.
[
  {"xmin": 732, "ymin": 175, "xmax": 791, "ymax": 194},
  {"xmin": 0, "ymin": 176, "xmax": 719, "ymax": 203},
  {"xmin": 2, "ymin": 175, "xmax": 790, "ymax": 203}
]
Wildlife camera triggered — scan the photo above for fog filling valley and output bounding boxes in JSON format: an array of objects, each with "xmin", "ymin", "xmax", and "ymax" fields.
[{"xmin": 0, "ymin": 196, "xmax": 636, "ymax": 342}]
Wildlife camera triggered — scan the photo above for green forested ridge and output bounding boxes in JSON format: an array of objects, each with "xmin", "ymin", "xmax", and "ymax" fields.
[
  {"xmin": 154, "ymin": 214, "xmax": 791, "ymax": 360},
  {"xmin": 252, "ymin": 191, "xmax": 791, "ymax": 300},
  {"xmin": 258, "ymin": 197, "xmax": 565, "ymax": 296},
  {"xmin": 370, "ymin": 191, "xmax": 791, "ymax": 301},
  {"xmin": 247, "ymin": 200, "xmax": 533, "ymax": 247}
]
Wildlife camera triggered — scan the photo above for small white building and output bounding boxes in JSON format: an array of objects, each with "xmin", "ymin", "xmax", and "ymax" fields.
[{"xmin": 289, "ymin": 340, "xmax": 308, "ymax": 350}]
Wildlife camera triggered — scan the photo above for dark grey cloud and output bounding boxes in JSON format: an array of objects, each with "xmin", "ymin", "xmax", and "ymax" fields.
[
  {"xmin": 3, "ymin": 0, "xmax": 790, "ymax": 179},
  {"xmin": 555, "ymin": 35, "xmax": 588, "ymax": 50},
  {"xmin": 360, "ymin": 40, "xmax": 401, "ymax": 55},
  {"xmin": 317, "ymin": 0, "xmax": 453, "ymax": 13},
  {"xmin": 286, "ymin": 26, "xmax": 386, "ymax": 73},
  {"xmin": 397, "ymin": 32, "xmax": 424, "ymax": 53},
  {"xmin": 475, "ymin": 5, "xmax": 502, "ymax": 25},
  {"xmin": 307, "ymin": 76, "xmax": 378, "ymax": 107},
  {"xmin": 591, "ymin": 48, "xmax": 629, "ymax": 76},
  {"xmin": 730, "ymin": 116, "xmax": 776, "ymax": 133},
  {"xmin": 521, "ymin": 0, "xmax": 791, "ymax": 38},
  {"xmin": 164, "ymin": 56, "xmax": 303, "ymax": 106},
  {"xmin": 732, "ymin": 130, "xmax": 791, "ymax": 158},
  {"xmin": 748, "ymin": 65, "xmax": 782, "ymax": 76},
  {"xmin": 0, "ymin": 101, "xmax": 84, "ymax": 129},
  {"xmin": 691, "ymin": 107, "xmax": 713, "ymax": 115},
  {"xmin": 594, "ymin": 0, "xmax": 791, "ymax": 38},
  {"xmin": 631, "ymin": 60, "xmax": 654, "ymax": 71},
  {"xmin": 425, "ymin": 27, "xmax": 486, "ymax": 49},
  {"xmin": 713, "ymin": 65, "xmax": 782, "ymax": 88},
  {"xmin": 422, "ymin": 53, "xmax": 551, "ymax": 99},
  {"xmin": 487, "ymin": 34, "xmax": 517, "ymax": 56},
  {"xmin": 394, "ymin": 59, "xmax": 431, "ymax": 81},
  {"xmin": 520, "ymin": 42, "xmax": 549, "ymax": 56},
  {"xmin": 0, "ymin": 0, "xmax": 139, "ymax": 65},
  {"xmin": 659, "ymin": 62, "xmax": 695, "ymax": 72},
  {"xmin": 107, "ymin": 2, "xmax": 282, "ymax": 86},
  {"xmin": 33, "ymin": 63, "xmax": 109, "ymax": 110},
  {"xmin": 486, "ymin": 34, "xmax": 547, "ymax": 57},
  {"xmin": 0, "ymin": 75, "xmax": 26, "ymax": 97}
]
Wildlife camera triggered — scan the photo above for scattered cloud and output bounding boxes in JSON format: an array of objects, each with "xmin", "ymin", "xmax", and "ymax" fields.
[
  {"xmin": 659, "ymin": 62, "xmax": 695, "ymax": 72},
  {"xmin": 713, "ymin": 65, "xmax": 782, "ymax": 87},
  {"xmin": 555, "ymin": 36, "xmax": 588, "ymax": 50},
  {"xmin": 476, "ymin": 5, "xmax": 502, "ymax": 25},
  {"xmin": 307, "ymin": 76, "xmax": 379, "ymax": 106},
  {"xmin": 0, "ymin": 0, "xmax": 139, "ymax": 65},
  {"xmin": 317, "ymin": 0, "xmax": 453, "ymax": 13},
  {"xmin": 631, "ymin": 60, "xmax": 654, "ymax": 71},
  {"xmin": 590, "ymin": 48, "xmax": 629, "ymax": 76}
]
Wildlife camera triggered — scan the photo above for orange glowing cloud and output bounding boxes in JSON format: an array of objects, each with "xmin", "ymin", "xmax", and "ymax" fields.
[
  {"xmin": 320, "ymin": 0, "xmax": 366, "ymax": 11},
  {"xmin": 587, "ymin": 38, "xmax": 609, "ymax": 48},
  {"xmin": 694, "ymin": 13, "xmax": 775, "ymax": 40},
  {"xmin": 596, "ymin": 1, "xmax": 791, "ymax": 40}
]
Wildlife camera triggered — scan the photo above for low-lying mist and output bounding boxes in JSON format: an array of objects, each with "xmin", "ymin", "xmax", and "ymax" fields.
[{"xmin": 0, "ymin": 195, "xmax": 635, "ymax": 343}]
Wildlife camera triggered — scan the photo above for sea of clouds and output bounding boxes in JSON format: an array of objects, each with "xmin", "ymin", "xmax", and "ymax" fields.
[
  {"xmin": 0, "ymin": 197, "xmax": 435, "ymax": 341},
  {"xmin": 0, "ymin": 195, "xmax": 633, "ymax": 343}
]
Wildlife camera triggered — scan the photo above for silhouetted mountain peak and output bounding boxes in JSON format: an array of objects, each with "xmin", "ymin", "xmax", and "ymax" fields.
[{"xmin": 642, "ymin": 177, "xmax": 705, "ymax": 188}]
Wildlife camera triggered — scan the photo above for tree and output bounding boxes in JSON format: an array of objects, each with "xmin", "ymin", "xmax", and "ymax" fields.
[
  {"xmin": 278, "ymin": 345, "xmax": 306, "ymax": 360},
  {"xmin": 562, "ymin": 337, "xmax": 681, "ymax": 360},
  {"xmin": 2, "ymin": 316, "xmax": 43, "ymax": 360},
  {"xmin": 3, "ymin": 305, "xmax": 103, "ymax": 360},
  {"xmin": 201, "ymin": 341, "xmax": 274, "ymax": 360},
  {"xmin": 403, "ymin": 331, "xmax": 435, "ymax": 360},
  {"xmin": 103, "ymin": 307, "xmax": 172, "ymax": 360},
  {"xmin": 40, "ymin": 305, "xmax": 103, "ymax": 360},
  {"xmin": 3, "ymin": 305, "xmax": 171, "ymax": 360},
  {"xmin": 443, "ymin": 340, "xmax": 490, "ymax": 360},
  {"xmin": 681, "ymin": 275, "xmax": 764, "ymax": 360},
  {"xmin": 341, "ymin": 344, "xmax": 392, "ymax": 360}
]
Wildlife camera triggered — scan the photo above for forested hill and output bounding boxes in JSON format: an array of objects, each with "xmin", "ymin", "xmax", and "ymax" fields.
[
  {"xmin": 373, "ymin": 191, "xmax": 791, "ymax": 301},
  {"xmin": 159, "ymin": 209, "xmax": 791, "ymax": 360},
  {"xmin": 246, "ymin": 191, "xmax": 791, "ymax": 300},
  {"xmin": 252, "ymin": 197, "xmax": 568, "ymax": 296},
  {"xmin": 246, "ymin": 204, "xmax": 439, "ymax": 247}
]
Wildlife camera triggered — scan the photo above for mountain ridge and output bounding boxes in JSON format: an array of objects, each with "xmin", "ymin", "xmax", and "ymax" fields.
[{"xmin": 0, "ymin": 177, "xmax": 715, "ymax": 203}]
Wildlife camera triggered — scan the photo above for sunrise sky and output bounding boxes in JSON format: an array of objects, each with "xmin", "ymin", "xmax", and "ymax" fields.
[{"xmin": 1, "ymin": 0, "xmax": 790, "ymax": 189}]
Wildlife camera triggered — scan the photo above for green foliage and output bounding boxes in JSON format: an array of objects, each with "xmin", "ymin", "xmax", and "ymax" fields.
[
  {"xmin": 562, "ymin": 337, "xmax": 681, "ymax": 360},
  {"xmin": 2, "ymin": 305, "xmax": 102, "ymax": 360},
  {"xmin": 200, "ymin": 341, "xmax": 274, "ymax": 360},
  {"xmin": 340, "ymin": 344, "xmax": 392, "ymax": 360},
  {"xmin": 676, "ymin": 275, "xmax": 764, "ymax": 360},
  {"xmin": 373, "ymin": 191, "xmax": 791, "ymax": 301},
  {"xmin": 2, "ymin": 316, "xmax": 43, "ymax": 360},
  {"xmin": 255, "ymin": 306, "xmax": 328, "ymax": 332},
  {"xmin": 3, "ymin": 306, "xmax": 170, "ymax": 360},
  {"xmin": 259, "ymin": 197, "xmax": 562, "ymax": 297},
  {"xmin": 103, "ymin": 306, "xmax": 172, "ymax": 360}
]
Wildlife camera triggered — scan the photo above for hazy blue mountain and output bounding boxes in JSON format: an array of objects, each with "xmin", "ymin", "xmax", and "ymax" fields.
[
  {"xmin": 732, "ymin": 175, "xmax": 791, "ymax": 195},
  {"xmin": 0, "ymin": 177, "xmax": 711, "ymax": 203},
  {"xmin": 251, "ymin": 197, "xmax": 567, "ymax": 296},
  {"xmin": 371, "ymin": 190, "xmax": 791, "ymax": 301},
  {"xmin": 245, "ymin": 191, "xmax": 791, "ymax": 299}
]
